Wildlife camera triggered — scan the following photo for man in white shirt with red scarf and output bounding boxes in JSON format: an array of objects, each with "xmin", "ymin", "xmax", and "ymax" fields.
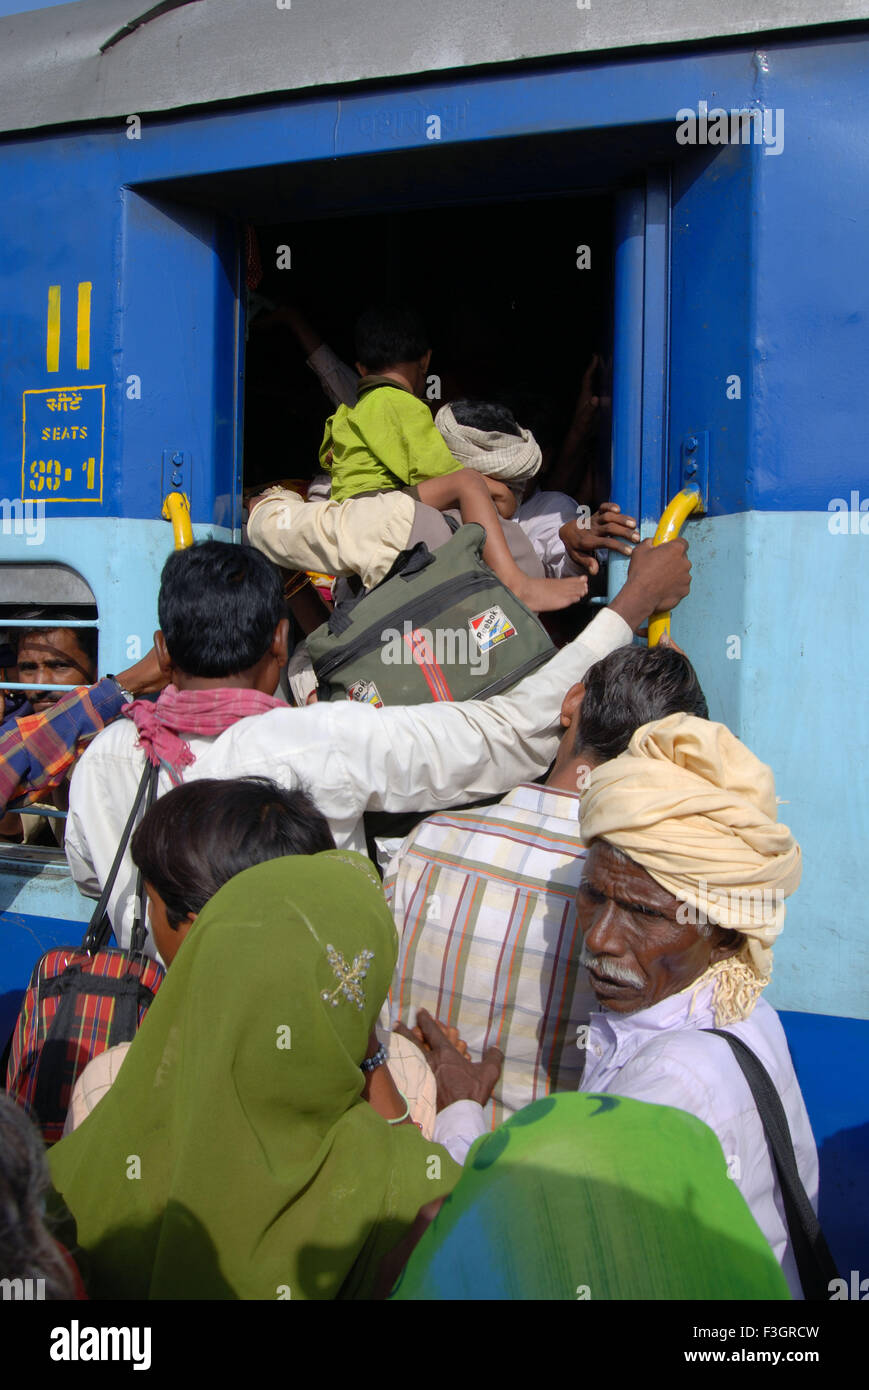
[{"xmin": 65, "ymin": 536, "xmax": 690, "ymax": 953}]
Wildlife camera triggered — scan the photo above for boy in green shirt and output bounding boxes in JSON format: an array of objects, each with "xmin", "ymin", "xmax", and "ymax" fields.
[{"xmin": 320, "ymin": 306, "xmax": 587, "ymax": 613}]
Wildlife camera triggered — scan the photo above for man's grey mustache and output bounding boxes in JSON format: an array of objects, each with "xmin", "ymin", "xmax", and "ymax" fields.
[{"xmin": 580, "ymin": 945, "xmax": 645, "ymax": 990}]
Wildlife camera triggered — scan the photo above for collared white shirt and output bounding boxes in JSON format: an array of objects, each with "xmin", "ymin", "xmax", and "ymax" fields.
[
  {"xmin": 433, "ymin": 1099, "xmax": 487, "ymax": 1165},
  {"xmin": 65, "ymin": 608, "xmax": 631, "ymax": 950},
  {"xmin": 517, "ymin": 491, "xmax": 586, "ymax": 578},
  {"xmin": 581, "ymin": 980, "xmax": 819, "ymax": 1297}
]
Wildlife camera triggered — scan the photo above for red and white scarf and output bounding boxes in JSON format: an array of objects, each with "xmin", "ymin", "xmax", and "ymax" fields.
[{"xmin": 123, "ymin": 685, "xmax": 286, "ymax": 784}]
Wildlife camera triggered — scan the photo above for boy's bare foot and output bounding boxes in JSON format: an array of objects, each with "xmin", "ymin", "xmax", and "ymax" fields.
[{"xmin": 512, "ymin": 573, "xmax": 589, "ymax": 613}]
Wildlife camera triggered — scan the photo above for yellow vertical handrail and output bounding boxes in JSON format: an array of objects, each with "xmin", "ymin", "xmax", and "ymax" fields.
[
  {"xmin": 647, "ymin": 485, "xmax": 702, "ymax": 647},
  {"xmin": 162, "ymin": 492, "xmax": 193, "ymax": 550}
]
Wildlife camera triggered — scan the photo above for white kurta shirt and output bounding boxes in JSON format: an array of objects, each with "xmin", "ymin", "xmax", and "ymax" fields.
[
  {"xmin": 580, "ymin": 979, "xmax": 819, "ymax": 1297},
  {"xmin": 517, "ymin": 491, "xmax": 587, "ymax": 578},
  {"xmin": 65, "ymin": 607, "xmax": 631, "ymax": 952}
]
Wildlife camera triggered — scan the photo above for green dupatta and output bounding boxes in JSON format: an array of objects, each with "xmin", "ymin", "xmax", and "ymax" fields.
[{"xmin": 48, "ymin": 851, "xmax": 459, "ymax": 1299}]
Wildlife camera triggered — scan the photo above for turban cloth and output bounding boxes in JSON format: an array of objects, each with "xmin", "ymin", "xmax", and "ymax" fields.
[
  {"xmin": 579, "ymin": 714, "xmax": 802, "ymax": 1024},
  {"xmin": 434, "ymin": 403, "xmax": 542, "ymax": 482}
]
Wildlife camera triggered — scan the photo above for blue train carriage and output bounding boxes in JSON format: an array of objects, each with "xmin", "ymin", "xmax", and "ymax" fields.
[{"xmin": 0, "ymin": 0, "xmax": 866, "ymax": 1277}]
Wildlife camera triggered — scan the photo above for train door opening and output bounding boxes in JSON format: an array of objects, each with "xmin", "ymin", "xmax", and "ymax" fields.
[
  {"xmin": 240, "ymin": 192, "xmax": 616, "ymax": 580},
  {"xmin": 136, "ymin": 122, "xmax": 683, "ymax": 550}
]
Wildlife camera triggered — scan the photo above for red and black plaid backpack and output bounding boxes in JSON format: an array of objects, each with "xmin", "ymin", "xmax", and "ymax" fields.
[{"xmin": 6, "ymin": 760, "xmax": 164, "ymax": 1143}]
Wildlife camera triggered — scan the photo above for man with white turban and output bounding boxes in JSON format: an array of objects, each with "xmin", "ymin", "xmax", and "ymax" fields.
[
  {"xmin": 435, "ymin": 400, "xmax": 640, "ymax": 579},
  {"xmin": 576, "ymin": 713, "xmax": 817, "ymax": 1297}
]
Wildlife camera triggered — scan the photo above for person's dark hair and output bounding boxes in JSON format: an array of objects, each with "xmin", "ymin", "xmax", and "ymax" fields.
[
  {"xmin": 130, "ymin": 777, "xmax": 336, "ymax": 928},
  {"xmin": 354, "ymin": 303, "xmax": 430, "ymax": 372},
  {"xmin": 0, "ymin": 1095, "xmax": 76, "ymax": 1300},
  {"xmin": 575, "ymin": 646, "xmax": 709, "ymax": 762},
  {"xmin": 69, "ymin": 626, "xmax": 98, "ymax": 668},
  {"xmin": 450, "ymin": 399, "xmax": 522, "ymax": 437},
  {"xmin": 14, "ymin": 618, "xmax": 98, "ymax": 670},
  {"xmin": 158, "ymin": 541, "xmax": 284, "ymax": 677}
]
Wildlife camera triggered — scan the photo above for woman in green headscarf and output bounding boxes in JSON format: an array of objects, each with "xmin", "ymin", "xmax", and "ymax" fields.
[
  {"xmin": 390, "ymin": 1092, "xmax": 791, "ymax": 1300},
  {"xmin": 48, "ymin": 850, "xmax": 460, "ymax": 1300}
]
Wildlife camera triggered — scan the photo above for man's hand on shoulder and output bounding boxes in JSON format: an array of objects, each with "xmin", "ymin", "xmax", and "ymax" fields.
[{"xmin": 609, "ymin": 538, "xmax": 692, "ymax": 633}]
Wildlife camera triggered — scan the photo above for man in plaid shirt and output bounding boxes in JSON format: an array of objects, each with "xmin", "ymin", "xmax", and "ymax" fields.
[
  {"xmin": 0, "ymin": 649, "xmax": 166, "ymax": 819},
  {"xmin": 385, "ymin": 642, "xmax": 710, "ymax": 1133}
]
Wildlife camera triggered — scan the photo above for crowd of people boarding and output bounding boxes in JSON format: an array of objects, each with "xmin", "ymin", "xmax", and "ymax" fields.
[{"xmin": 0, "ymin": 304, "xmax": 820, "ymax": 1301}]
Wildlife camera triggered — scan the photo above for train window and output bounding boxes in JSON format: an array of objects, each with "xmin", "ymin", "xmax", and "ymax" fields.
[
  {"xmin": 0, "ymin": 564, "xmax": 98, "ymax": 857},
  {"xmin": 242, "ymin": 192, "xmax": 614, "ymax": 531}
]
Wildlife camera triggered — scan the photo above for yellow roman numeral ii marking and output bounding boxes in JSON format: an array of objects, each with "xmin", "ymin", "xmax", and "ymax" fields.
[
  {"xmin": 46, "ymin": 282, "xmax": 92, "ymax": 371},
  {"xmin": 76, "ymin": 282, "xmax": 91, "ymax": 370},
  {"xmin": 46, "ymin": 285, "xmax": 61, "ymax": 373}
]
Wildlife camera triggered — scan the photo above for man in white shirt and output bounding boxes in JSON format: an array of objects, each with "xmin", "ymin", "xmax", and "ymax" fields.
[
  {"xmin": 574, "ymin": 713, "xmax": 815, "ymax": 1297},
  {"xmin": 65, "ymin": 536, "xmax": 691, "ymax": 950}
]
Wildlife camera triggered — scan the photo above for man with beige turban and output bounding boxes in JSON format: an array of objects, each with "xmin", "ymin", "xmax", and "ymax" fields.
[{"xmin": 576, "ymin": 713, "xmax": 817, "ymax": 1297}]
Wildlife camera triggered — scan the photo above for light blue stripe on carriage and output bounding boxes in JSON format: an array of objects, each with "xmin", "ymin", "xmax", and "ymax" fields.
[{"xmin": 648, "ymin": 509, "xmax": 869, "ymax": 1021}]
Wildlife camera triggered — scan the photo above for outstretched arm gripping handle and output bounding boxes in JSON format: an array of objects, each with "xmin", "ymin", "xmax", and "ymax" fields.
[{"xmin": 647, "ymin": 485, "xmax": 702, "ymax": 647}]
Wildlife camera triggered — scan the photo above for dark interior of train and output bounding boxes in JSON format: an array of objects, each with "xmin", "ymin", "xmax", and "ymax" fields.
[
  {"xmin": 143, "ymin": 117, "xmax": 682, "ymax": 515},
  {"xmin": 239, "ymin": 189, "xmax": 616, "ymax": 843},
  {"xmin": 242, "ymin": 191, "xmax": 614, "ymax": 513}
]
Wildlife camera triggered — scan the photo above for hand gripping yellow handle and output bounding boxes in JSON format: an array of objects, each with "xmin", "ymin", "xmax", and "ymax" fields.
[
  {"xmin": 647, "ymin": 485, "xmax": 702, "ymax": 647},
  {"xmin": 162, "ymin": 491, "xmax": 193, "ymax": 550}
]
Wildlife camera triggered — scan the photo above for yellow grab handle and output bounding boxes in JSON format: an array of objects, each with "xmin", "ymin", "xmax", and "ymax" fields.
[
  {"xmin": 162, "ymin": 491, "xmax": 193, "ymax": 550},
  {"xmin": 647, "ymin": 485, "xmax": 702, "ymax": 647}
]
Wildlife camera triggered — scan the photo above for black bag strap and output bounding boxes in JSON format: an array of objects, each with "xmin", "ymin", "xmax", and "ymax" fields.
[
  {"xmin": 81, "ymin": 759, "xmax": 159, "ymax": 956},
  {"xmin": 128, "ymin": 759, "xmax": 160, "ymax": 956},
  {"xmin": 703, "ymin": 1028, "xmax": 839, "ymax": 1300},
  {"xmin": 325, "ymin": 542, "xmax": 437, "ymax": 637},
  {"xmin": 395, "ymin": 542, "xmax": 438, "ymax": 580}
]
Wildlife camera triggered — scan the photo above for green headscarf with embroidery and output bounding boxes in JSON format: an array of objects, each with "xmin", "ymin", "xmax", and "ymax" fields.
[{"xmin": 48, "ymin": 851, "xmax": 459, "ymax": 1299}]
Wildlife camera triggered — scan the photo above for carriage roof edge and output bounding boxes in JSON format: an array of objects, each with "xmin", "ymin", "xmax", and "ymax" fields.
[{"xmin": 0, "ymin": 0, "xmax": 867, "ymax": 137}]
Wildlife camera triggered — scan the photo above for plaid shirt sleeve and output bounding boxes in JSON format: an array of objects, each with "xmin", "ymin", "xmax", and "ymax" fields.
[{"xmin": 0, "ymin": 678, "xmax": 125, "ymax": 814}]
